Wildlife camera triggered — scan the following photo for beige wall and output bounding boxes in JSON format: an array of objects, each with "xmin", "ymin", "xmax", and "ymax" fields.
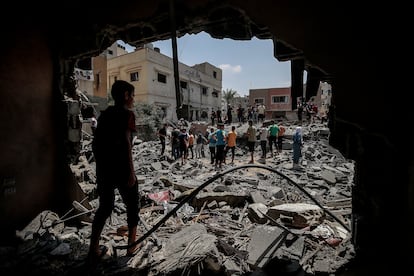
[{"xmin": 106, "ymin": 46, "xmax": 222, "ymax": 121}]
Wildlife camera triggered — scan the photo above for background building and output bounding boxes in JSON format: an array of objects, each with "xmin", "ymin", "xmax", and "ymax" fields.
[
  {"xmin": 314, "ymin": 81, "xmax": 332, "ymax": 118},
  {"xmin": 249, "ymin": 82, "xmax": 329, "ymax": 121},
  {"xmin": 77, "ymin": 42, "xmax": 222, "ymax": 122},
  {"xmin": 249, "ymin": 87, "xmax": 291, "ymax": 119}
]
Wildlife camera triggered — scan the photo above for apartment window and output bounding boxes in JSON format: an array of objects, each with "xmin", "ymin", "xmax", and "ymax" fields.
[
  {"xmin": 180, "ymin": 81, "xmax": 188, "ymax": 89},
  {"xmin": 130, "ymin": 72, "xmax": 139, "ymax": 82},
  {"xmin": 212, "ymin": 90, "xmax": 219, "ymax": 98},
  {"xmin": 108, "ymin": 49, "xmax": 113, "ymax": 55},
  {"xmin": 271, "ymin": 96, "xmax": 288, "ymax": 103},
  {"xmin": 157, "ymin": 73, "xmax": 167, "ymax": 83},
  {"xmin": 202, "ymin": 86, "xmax": 208, "ymax": 96},
  {"xmin": 272, "ymin": 96, "xmax": 288, "ymax": 103},
  {"xmin": 254, "ymin": 98, "xmax": 264, "ymax": 104},
  {"xmin": 213, "ymin": 71, "xmax": 217, "ymax": 79}
]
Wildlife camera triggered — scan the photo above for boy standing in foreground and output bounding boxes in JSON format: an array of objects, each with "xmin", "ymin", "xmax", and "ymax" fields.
[{"xmin": 88, "ymin": 80, "xmax": 141, "ymax": 268}]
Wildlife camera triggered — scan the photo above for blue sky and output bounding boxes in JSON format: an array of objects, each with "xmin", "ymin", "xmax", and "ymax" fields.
[{"xmin": 121, "ymin": 31, "xmax": 292, "ymax": 96}]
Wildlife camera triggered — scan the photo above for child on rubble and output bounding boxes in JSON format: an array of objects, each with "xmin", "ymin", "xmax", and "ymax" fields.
[
  {"xmin": 195, "ymin": 132, "xmax": 207, "ymax": 159},
  {"xmin": 87, "ymin": 80, "xmax": 141, "ymax": 269}
]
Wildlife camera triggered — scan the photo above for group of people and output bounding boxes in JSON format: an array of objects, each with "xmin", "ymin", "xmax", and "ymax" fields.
[
  {"xmin": 157, "ymin": 118, "xmax": 302, "ymax": 170},
  {"xmin": 211, "ymin": 103, "xmax": 267, "ymax": 126},
  {"xmin": 297, "ymin": 100, "xmax": 326, "ymax": 124},
  {"xmin": 158, "ymin": 125, "xmax": 207, "ymax": 164},
  {"xmin": 157, "ymin": 122, "xmax": 241, "ymax": 169},
  {"xmin": 235, "ymin": 103, "xmax": 266, "ymax": 125},
  {"xmin": 206, "ymin": 123, "xmax": 238, "ymax": 168},
  {"xmin": 245, "ymin": 120, "xmax": 287, "ymax": 164},
  {"xmin": 88, "ymin": 79, "xmax": 304, "ymax": 271},
  {"xmin": 210, "ymin": 104, "xmax": 234, "ymax": 126}
]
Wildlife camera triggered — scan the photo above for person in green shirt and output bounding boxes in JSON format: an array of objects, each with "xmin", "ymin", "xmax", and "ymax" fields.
[{"xmin": 268, "ymin": 121, "xmax": 279, "ymax": 156}]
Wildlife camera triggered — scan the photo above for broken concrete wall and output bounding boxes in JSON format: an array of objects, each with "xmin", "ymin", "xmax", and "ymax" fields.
[{"xmin": 0, "ymin": 27, "xmax": 71, "ymax": 244}]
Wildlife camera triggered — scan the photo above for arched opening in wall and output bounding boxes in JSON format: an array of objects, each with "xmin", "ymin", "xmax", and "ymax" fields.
[
  {"xmin": 2, "ymin": 2, "xmax": 406, "ymax": 275},
  {"xmin": 67, "ymin": 30, "xmax": 355, "ymax": 275}
]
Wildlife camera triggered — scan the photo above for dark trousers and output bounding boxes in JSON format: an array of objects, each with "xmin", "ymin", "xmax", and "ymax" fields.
[
  {"xmin": 260, "ymin": 140, "xmax": 267, "ymax": 157},
  {"xmin": 160, "ymin": 138, "xmax": 166, "ymax": 155},
  {"xmin": 268, "ymin": 135, "xmax": 277, "ymax": 152},
  {"xmin": 215, "ymin": 145, "xmax": 225, "ymax": 164},
  {"xmin": 209, "ymin": 146, "xmax": 216, "ymax": 164},
  {"xmin": 277, "ymin": 136, "xmax": 283, "ymax": 152}
]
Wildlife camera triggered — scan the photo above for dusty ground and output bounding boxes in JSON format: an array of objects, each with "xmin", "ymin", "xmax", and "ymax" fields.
[{"xmin": 0, "ymin": 120, "xmax": 355, "ymax": 276}]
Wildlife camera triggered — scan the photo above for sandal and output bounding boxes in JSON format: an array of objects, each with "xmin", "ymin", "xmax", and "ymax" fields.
[
  {"xmin": 86, "ymin": 245, "xmax": 109, "ymax": 267},
  {"xmin": 127, "ymin": 241, "xmax": 143, "ymax": 257}
]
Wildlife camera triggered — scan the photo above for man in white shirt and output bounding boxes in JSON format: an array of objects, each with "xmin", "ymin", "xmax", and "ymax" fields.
[
  {"xmin": 257, "ymin": 104, "xmax": 266, "ymax": 123},
  {"xmin": 259, "ymin": 123, "xmax": 269, "ymax": 159}
]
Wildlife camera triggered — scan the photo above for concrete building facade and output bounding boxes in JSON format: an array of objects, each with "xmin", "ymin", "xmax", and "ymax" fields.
[
  {"xmin": 249, "ymin": 87, "xmax": 292, "ymax": 119},
  {"xmin": 314, "ymin": 81, "xmax": 332, "ymax": 118},
  {"xmin": 84, "ymin": 43, "xmax": 222, "ymax": 122},
  {"xmin": 249, "ymin": 83, "xmax": 328, "ymax": 121}
]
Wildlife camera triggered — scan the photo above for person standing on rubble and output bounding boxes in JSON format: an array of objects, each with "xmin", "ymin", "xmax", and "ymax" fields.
[
  {"xmin": 268, "ymin": 120, "xmax": 279, "ymax": 157},
  {"xmin": 88, "ymin": 80, "xmax": 141, "ymax": 267},
  {"xmin": 208, "ymin": 127, "xmax": 217, "ymax": 164},
  {"xmin": 157, "ymin": 123, "xmax": 168, "ymax": 156},
  {"xmin": 225, "ymin": 125, "xmax": 237, "ymax": 164},
  {"xmin": 187, "ymin": 129, "xmax": 195, "ymax": 159},
  {"xmin": 178, "ymin": 128, "xmax": 189, "ymax": 165},
  {"xmin": 277, "ymin": 123, "xmax": 285, "ymax": 154},
  {"xmin": 259, "ymin": 122, "xmax": 269, "ymax": 159},
  {"xmin": 171, "ymin": 127, "xmax": 180, "ymax": 160},
  {"xmin": 245, "ymin": 120, "xmax": 257, "ymax": 164},
  {"xmin": 195, "ymin": 131, "xmax": 207, "ymax": 159},
  {"xmin": 214, "ymin": 123, "xmax": 226, "ymax": 168},
  {"xmin": 90, "ymin": 115, "xmax": 97, "ymax": 136},
  {"xmin": 292, "ymin": 126, "xmax": 303, "ymax": 169}
]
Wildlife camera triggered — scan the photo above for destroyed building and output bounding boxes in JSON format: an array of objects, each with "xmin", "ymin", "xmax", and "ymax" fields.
[
  {"xmin": 0, "ymin": 1, "xmax": 411, "ymax": 276},
  {"xmin": 2, "ymin": 122, "xmax": 357, "ymax": 275}
]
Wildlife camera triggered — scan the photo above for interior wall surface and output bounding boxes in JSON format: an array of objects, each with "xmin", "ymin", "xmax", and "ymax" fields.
[{"xmin": 0, "ymin": 28, "xmax": 59, "ymax": 242}]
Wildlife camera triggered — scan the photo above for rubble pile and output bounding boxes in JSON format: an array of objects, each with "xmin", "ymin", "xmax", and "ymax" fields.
[{"xmin": 0, "ymin": 121, "xmax": 355, "ymax": 276}]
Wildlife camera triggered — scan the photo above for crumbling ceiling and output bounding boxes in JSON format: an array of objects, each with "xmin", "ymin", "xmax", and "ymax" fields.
[{"xmin": 56, "ymin": 1, "xmax": 311, "ymax": 73}]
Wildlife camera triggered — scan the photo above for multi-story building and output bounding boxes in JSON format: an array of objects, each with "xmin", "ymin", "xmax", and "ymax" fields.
[
  {"xmin": 314, "ymin": 81, "xmax": 332, "ymax": 117},
  {"xmin": 249, "ymin": 82, "xmax": 328, "ymax": 121},
  {"xmin": 82, "ymin": 42, "xmax": 222, "ymax": 122},
  {"xmin": 249, "ymin": 87, "xmax": 292, "ymax": 119}
]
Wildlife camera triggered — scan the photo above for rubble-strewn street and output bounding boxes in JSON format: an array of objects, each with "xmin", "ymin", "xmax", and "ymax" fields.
[{"xmin": 0, "ymin": 120, "xmax": 355, "ymax": 276}]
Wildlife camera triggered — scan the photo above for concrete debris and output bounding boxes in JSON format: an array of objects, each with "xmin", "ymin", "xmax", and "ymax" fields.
[{"xmin": 0, "ymin": 120, "xmax": 355, "ymax": 275}]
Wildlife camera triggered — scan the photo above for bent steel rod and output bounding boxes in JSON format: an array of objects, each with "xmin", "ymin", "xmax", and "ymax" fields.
[{"xmin": 113, "ymin": 164, "xmax": 351, "ymax": 253}]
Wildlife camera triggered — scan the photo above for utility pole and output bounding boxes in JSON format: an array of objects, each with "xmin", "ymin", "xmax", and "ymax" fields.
[
  {"xmin": 169, "ymin": 0, "xmax": 181, "ymax": 120},
  {"xmin": 188, "ymin": 87, "xmax": 190, "ymax": 121},
  {"xmin": 291, "ymin": 59, "xmax": 304, "ymax": 111}
]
